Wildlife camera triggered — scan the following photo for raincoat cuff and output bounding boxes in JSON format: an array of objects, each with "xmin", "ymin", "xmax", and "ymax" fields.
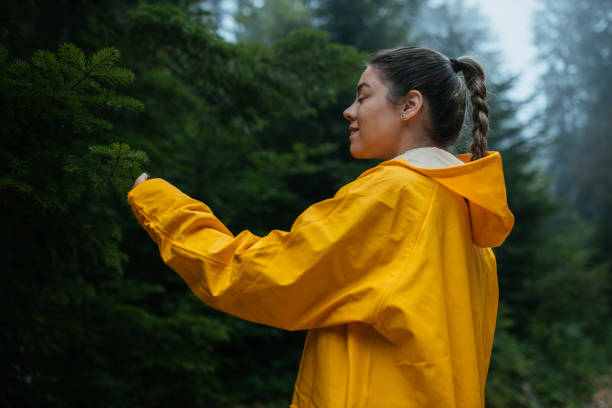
[
  {"xmin": 127, "ymin": 178, "xmax": 184, "ymax": 220},
  {"xmin": 127, "ymin": 178, "xmax": 205, "ymax": 238},
  {"xmin": 127, "ymin": 178, "xmax": 232, "ymax": 244}
]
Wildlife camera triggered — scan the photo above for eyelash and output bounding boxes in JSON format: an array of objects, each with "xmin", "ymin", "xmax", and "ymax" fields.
[{"xmin": 357, "ymin": 97, "xmax": 365, "ymax": 103}]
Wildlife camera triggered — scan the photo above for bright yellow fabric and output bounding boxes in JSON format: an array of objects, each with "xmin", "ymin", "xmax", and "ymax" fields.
[{"xmin": 128, "ymin": 151, "xmax": 514, "ymax": 408}]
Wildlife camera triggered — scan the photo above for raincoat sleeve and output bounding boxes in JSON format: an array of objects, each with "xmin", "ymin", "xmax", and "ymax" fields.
[{"xmin": 127, "ymin": 173, "xmax": 426, "ymax": 331}]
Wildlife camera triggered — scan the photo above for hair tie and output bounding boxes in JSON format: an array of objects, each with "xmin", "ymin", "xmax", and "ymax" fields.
[{"xmin": 450, "ymin": 58, "xmax": 461, "ymax": 73}]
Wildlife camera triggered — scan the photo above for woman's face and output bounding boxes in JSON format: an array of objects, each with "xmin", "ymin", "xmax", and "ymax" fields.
[{"xmin": 343, "ymin": 67, "xmax": 404, "ymax": 160}]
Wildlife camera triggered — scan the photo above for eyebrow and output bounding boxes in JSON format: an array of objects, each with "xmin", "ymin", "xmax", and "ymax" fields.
[{"xmin": 356, "ymin": 82, "xmax": 372, "ymax": 93}]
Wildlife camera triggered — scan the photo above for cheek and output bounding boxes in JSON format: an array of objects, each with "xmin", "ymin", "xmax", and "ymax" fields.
[
  {"xmin": 360, "ymin": 103, "xmax": 397, "ymax": 135},
  {"xmin": 358, "ymin": 104, "xmax": 378, "ymax": 131}
]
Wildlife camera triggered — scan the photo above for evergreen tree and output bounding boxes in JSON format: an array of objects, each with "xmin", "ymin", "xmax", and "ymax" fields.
[
  {"xmin": 0, "ymin": 42, "xmax": 192, "ymax": 407},
  {"xmin": 1, "ymin": 1, "xmax": 366, "ymax": 406},
  {"xmin": 310, "ymin": 0, "xmax": 421, "ymax": 52},
  {"xmin": 535, "ymin": 0, "xmax": 612, "ymax": 302},
  {"xmin": 234, "ymin": 0, "xmax": 313, "ymax": 45}
]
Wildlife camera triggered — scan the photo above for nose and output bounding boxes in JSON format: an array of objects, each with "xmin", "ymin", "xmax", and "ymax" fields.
[{"xmin": 343, "ymin": 101, "xmax": 357, "ymax": 121}]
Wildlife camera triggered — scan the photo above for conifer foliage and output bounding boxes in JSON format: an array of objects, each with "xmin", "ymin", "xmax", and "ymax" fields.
[
  {"xmin": 1, "ymin": 3, "xmax": 365, "ymax": 406},
  {"xmin": 1, "ymin": 42, "xmax": 147, "ymax": 201},
  {"xmin": 0, "ymin": 43, "xmax": 196, "ymax": 407}
]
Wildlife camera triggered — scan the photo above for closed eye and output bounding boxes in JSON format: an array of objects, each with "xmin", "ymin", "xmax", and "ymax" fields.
[{"xmin": 357, "ymin": 97, "xmax": 365, "ymax": 103}]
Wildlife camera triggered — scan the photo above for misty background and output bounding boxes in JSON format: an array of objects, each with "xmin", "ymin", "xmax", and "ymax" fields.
[{"xmin": 1, "ymin": 0, "xmax": 611, "ymax": 407}]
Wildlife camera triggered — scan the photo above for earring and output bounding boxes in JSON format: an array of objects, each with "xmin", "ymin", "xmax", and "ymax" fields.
[{"xmin": 401, "ymin": 113, "xmax": 406, "ymax": 118}]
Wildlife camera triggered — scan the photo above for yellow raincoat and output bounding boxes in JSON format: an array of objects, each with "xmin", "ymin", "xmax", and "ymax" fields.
[{"xmin": 128, "ymin": 150, "xmax": 514, "ymax": 408}]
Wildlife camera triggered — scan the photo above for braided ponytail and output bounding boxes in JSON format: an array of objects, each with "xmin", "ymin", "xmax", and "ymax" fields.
[{"xmin": 455, "ymin": 57, "xmax": 489, "ymax": 161}]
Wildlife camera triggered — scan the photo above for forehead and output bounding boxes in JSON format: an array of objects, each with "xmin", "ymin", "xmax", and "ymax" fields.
[{"xmin": 358, "ymin": 66, "xmax": 385, "ymax": 89}]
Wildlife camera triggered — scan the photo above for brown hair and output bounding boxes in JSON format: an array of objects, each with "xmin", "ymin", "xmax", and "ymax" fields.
[{"xmin": 369, "ymin": 47, "xmax": 488, "ymax": 160}]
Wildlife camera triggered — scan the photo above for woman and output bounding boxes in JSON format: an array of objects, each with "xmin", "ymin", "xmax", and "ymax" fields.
[{"xmin": 128, "ymin": 47, "xmax": 514, "ymax": 407}]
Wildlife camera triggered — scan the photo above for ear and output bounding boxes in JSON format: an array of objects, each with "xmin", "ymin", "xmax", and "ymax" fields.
[{"xmin": 399, "ymin": 90, "xmax": 424, "ymax": 121}]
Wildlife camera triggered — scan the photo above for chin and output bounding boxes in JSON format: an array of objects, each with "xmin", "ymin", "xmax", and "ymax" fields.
[
  {"xmin": 349, "ymin": 140, "xmax": 368, "ymax": 158},
  {"xmin": 349, "ymin": 145, "xmax": 365, "ymax": 159},
  {"xmin": 350, "ymin": 145, "xmax": 379, "ymax": 160}
]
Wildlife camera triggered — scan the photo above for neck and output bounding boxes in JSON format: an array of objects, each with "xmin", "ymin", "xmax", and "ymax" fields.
[{"xmin": 386, "ymin": 132, "xmax": 436, "ymax": 160}]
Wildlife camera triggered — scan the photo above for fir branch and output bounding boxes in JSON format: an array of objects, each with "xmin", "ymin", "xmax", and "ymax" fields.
[
  {"xmin": 69, "ymin": 48, "xmax": 121, "ymax": 92},
  {"xmin": 90, "ymin": 66, "xmax": 135, "ymax": 86},
  {"xmin": 32, "ymin": 50, "xmax": 59, "ymax": 72},
  {"xmin": 87, "ymin": 48, "xmax": 121, "ymax": 71},
  {"xmin": 13, "ymin": 44, "xmax": 140, "ymax": 141},
  {"xmin": 58, "ymin": 43, "xmax": 86, "ymax": 72}
]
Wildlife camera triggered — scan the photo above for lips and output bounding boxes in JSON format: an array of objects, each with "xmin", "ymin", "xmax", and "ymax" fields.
[{"xmin": 348, "ymin": 126, "xmax": 359, "ymax": 137}]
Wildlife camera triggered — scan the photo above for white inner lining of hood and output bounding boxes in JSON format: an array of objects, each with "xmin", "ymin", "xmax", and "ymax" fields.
[{"xmin": 393, "ymin": 147, "xmax": 464, "ymax": 169}]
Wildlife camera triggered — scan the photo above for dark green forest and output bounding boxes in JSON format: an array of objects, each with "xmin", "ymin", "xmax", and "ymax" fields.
[{"xmin": 1, "ymin": 0, "xmax": 611, "ymax": 406}]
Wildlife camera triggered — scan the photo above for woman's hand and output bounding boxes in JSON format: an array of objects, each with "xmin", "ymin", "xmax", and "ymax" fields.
[{"xmin": 133, "ymin": 172, "xmax": 149, "ymax": 189}]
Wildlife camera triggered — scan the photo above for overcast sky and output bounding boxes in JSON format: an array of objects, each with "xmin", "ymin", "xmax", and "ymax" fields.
[{"xmin": 467, "ymin": 0, "xmax": 542, "ymax": 103}]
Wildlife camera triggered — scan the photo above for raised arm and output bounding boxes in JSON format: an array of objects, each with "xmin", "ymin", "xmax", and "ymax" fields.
[{"xmin": 128, "ymin": 169, "xmax": 429, "ymax": 331}]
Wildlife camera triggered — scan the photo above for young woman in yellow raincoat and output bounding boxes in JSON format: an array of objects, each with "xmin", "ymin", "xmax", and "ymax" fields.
[{"xmin": 128, "ymin": 47, "xmax": 514, "ymax": 407}]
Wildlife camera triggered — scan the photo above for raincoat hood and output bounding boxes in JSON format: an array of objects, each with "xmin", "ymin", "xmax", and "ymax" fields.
[{"xmin": 383, "ymin": 151, "xmax": 514, "ymax": 248}]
